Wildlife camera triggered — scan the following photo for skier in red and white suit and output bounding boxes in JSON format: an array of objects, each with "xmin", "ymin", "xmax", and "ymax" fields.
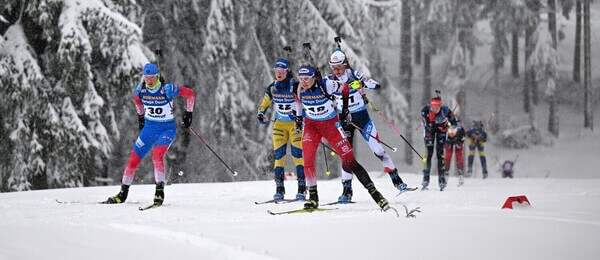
[{"xmin": 294, "ymin": 64, "xmax": 390, "ymax": 211}]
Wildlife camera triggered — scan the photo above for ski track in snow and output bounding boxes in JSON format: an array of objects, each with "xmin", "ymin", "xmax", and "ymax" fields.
[{"xmin": 110, "ymin": 223, "xmax": 278, "ymax": 260}]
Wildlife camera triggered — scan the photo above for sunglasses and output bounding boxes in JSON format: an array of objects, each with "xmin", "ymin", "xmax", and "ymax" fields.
[
  {"xmin": 274, "ymin": 67, "xmax": 287, "ymax": 73},
  {"xmin": 144, "ymin": 74, "xmax": 159, "ymax": 79},
  {"xmin": 330, "ymin": 64, "xmax": 345, "ymax": 70}
]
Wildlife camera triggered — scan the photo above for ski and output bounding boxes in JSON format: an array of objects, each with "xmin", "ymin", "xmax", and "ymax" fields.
[
  {"xmin": 321, "ymin": 201, "xmax": 356, "ymax": 206},
  {"xmin": 138, "ymin": 203, "xmax": 162, "ymax": 211},
  {"xmin": 254, "ymin": 198, "xmax": 297, "ymax": 205},
  {"xmin": 275, "ymin": 198, "xmax": 307, "ymax": 204},
  {"xmin": 395, "ymin": 187, "xmax": 419, "ymax": 196},
  {"xmin": 97, "ymin": 200, "xmax": 141, "ymax": 205},
  {"xmin": 267, "ymin": 207, "xmax": 338, "ymax": 215},
  {"xmin": 56, "ymin": 199, "xmax": 140, "ymax": 204}
]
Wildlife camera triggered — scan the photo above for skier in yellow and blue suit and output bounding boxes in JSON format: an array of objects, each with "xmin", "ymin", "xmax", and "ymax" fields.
[{"xmin": 257, "ymin": 59, "xmax": 306, "ymax": 201}]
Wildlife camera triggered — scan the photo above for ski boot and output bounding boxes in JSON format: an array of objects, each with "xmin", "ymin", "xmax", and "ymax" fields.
[
  {"xmin": 304, "ymin": 186, "xmax": 319, "ymax": 209},
  {"xmin": 273, "ymin": 186, "xmax": 285, "ymax": 200},
  {"xmin": 482, "ymin": 170, "xmax": 488, "ymax": 179},
  {"xmin": 388, "ymin": 168, "xmax": 408, "ymax": 192},
  {"xmin": 154, "ymin": 182, "xmax": 165, "ymax": 205},
  {"xmin": 422, "ymin": 173, "xmax": 430, "ymax": 190},
  {"xmin": 366, "ymin": 184, "xmax": 389, "ymax": 211},
  {"xmin": 337, "ymin": 179, "xmax": 353, "ymax": 203},
  {"xmin": 104, "ymin": 184, "xmax": 129, "ymax": 204},
  {"xmin": 466, "ymin": 168, "xmax": 473, "ymax": 178},
  {"xmin": 457, "ymin": 169, "xmax": 465, "ymax": 186},
  {"xmin": 296, "ymin": 184, "xmax": 307, "ymax": 200},
  {"xmin": 439, "ymin": 180, "xmax": 447, "ymax": 191}
]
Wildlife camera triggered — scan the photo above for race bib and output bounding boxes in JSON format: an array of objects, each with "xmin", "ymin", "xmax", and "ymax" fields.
[
  {"xmin": 144, "ymin": 103, "xmax": 174, "ymax": 121},
  {"xmin": 275, "ymin": 103, "xmax": 294, "ymax": 115},
  {"xmin": 335, "ymin": 91, "xmax": 365, "ymax": 112},
  {"xmin": 304, "ymin": 104, "xmax": 336, "ymax": 120}
]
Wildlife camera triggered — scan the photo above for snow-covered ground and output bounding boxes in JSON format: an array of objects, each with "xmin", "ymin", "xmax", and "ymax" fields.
[{"xmin": 1, "ymin": 174, "xmax": 599, "ymax": 260}]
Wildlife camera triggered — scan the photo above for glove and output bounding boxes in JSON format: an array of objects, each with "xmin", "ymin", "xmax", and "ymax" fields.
[
  {"xmin": 340, "ymin": 109, "xmax": 351, "ymax": 129},
  {"xmin": 257, "ymin": 113, "xmax": 266, "ymax": 125},
  {"xmin": 349, "ymin": 80, "xmax": 362, "ymax": 90},
  {"xmin": 182, "ymin": 111, "xmax": 193, "ymax": 128},
  {"xmin": 425, "ymin": 122, "xmax": 434, "ymax": 132},
  {"xmin": 295, "ymin": 116, "xmax": 303, "ymax": 133},
  {"xmin": 138, "ymin": 114, "xmax": 145, "ymax": 131}
]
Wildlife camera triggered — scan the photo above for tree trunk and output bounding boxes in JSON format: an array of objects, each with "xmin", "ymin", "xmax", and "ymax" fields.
[
  {"xmin": 512, "ymin": 31, "xmax": 519, "ymax": 78},
  {"xmin": 548, "ymin": 0, "xmax": 559, "ymax": 137},
  {"xmin": 529, "ymin": 0, "xmax": 540, "ymax": 106},
  {"xmin": 415, "ymin": 32, "xmax": 422, "ymax": 65},
  {"xmin": 493, "ymin": 66, "xmax": 500, "ymax": 134},
  {"xmin": 548, "ymin": 0, "xmax": 557, "ymax": 49},
  {"xmin": 574, "ymin": 0, "xmax": 582, "ymax": 83},
  {"xmin": 547, "ymin": 78, "xmax": 559, "ymax": 136},
  {"xmin": 524, "ymin": 26, "xmax": 533, "ymax": 113},
  {"xmin": 583, "ymin": 0, "xmax": 593, "ymax": 130},
  {"xmin": 422, "ymin": 51, "xmax": 432, "ymax": 106},
  {"xmin": 401, "ymin": 0, "xmax": 414, "ymax": 164}
]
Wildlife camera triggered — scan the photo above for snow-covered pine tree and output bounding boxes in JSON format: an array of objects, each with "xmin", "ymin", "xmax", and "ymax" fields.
[
  {"xmin": 0, "ymin": 0, "xmax": 147, "ymax": 190},
  {"xmin": 528, "ymin": 14, "xmax": 560, "ymax": 136}
]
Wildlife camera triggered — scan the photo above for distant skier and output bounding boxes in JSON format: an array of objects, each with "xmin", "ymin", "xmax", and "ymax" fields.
[
  {"xmin": 327, "ymin": 48, "xmax": 410, "ymax": 203},
  {"xmin": 501, "ymin": 159, "xmax": 516, "ymax": 178},
  {"xmin": 257, "ymin": 58, "xmax": 306, "ymax": 201},
  {"xmin": 294, "ymin": 64, "xmax": 390, "ymax": 211},
  {"xmin": 103, "ymin": 63, "xmax": 195, "ymax": 205},
  {"xmin": 467, "ymin": 120, "xmax": 488, "ymax": 178},
  {"xmin": 421, "ymin": 96, "xmax": 456, "ymax": 190},
  {"xmin": 444, "ymin": 121, "xmax": 466, "ymax": 185}
]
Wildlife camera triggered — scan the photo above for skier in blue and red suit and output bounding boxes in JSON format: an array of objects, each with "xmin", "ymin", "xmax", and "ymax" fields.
[
  {"xmin": 421, "ymin": 97, "xmax": 456, "ymax": 191},
  {"xmin": 103, "ymin": 63, "xmax": 195, "ymax": 205},
  {"xmin": 294, "ymin": 64, "xmax": 390, "ymax": 211}
]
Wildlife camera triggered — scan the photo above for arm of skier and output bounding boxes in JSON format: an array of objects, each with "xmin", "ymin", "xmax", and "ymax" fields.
[
  {"xmin": 352, "ymin": 69, "xmax": 380, "ymax": 90},
  {"xmin": 178, "ymin": 85, "xmax": 195, "ymax": 112},
  {"xmin": 134, "ymin": 95, "xmax": 144, "ymax": 116}
]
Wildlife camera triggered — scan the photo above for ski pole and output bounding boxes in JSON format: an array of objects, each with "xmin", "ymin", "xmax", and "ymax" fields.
[
  {"xmin": 322, "ymin": 146, "xmax": 331, "ymax": 175},
  {"xmin": 365, "ymin": 99, "xmax": 423, "ymax": 160},
  {"xmin": 321, "ymin": 142, "xmax": 337, "ymax": 156},
  {"xmin": 188, "ymin": 127, "xmax": 238, "ymax": 177},
  {"xmin": 348, "ymin": 121, "xmax": 398, "ymax": 152}
]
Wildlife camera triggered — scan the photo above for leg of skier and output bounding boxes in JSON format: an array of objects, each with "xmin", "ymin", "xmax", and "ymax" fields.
[
  {"xmin": 467, "ymin": 137, "xmax": 475, "ymax": 177},
  {"xmin": 301, "ymin": 121, "xmax": 323, "ymax": 209},
  {"xmin": 150, "ymin": 128, "xmax": 175, "ymax": 205},
  {"xmin": 359, "ymin": 119, "xmax": 408, "ymax": 191},
  {"xmin": 478, "ymin": 140, "xmax": 488, "ymax": 179},
  {"xmin": 289, "ymin": 124, "xmax": 306, "ymax": 200},
  {"xmin": 436, "ymin": 132, "xmax": 447, "ymax": 190},
  {"xmin": 323, "ymin": 119, "xmax": 389, "ymax": 210},
  {"xmin": 338, "ymin": 123, "xmax": 355, "ymax": 203},
  {"xmin": 456, "ymin": 144, "xmax": 465, "ymax": 185},
  {"xmin": 422, "ymin": 133, "xmax": 435, "ymax": 189},
  {"xmin": 272, "ymin": 121, "xmax": 289, "ymax": 200}
]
